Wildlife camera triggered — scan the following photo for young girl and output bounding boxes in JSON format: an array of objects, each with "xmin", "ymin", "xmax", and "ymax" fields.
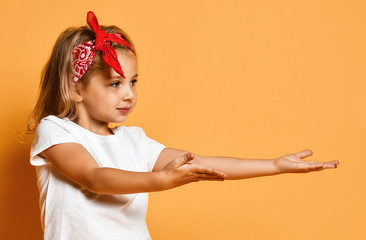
[{"xmin": 28, "ymin": 11, "xmax": 339, "ymax": 240}]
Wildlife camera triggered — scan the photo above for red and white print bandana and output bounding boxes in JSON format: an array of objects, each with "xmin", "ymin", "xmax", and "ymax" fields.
[{"xmin": 72, "ymin": 11, "xmax": 135, "ymax": 82}]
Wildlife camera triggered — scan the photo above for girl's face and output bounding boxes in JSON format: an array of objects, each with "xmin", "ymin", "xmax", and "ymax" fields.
[{"xmin": 76, "ymin": 50, "xmax": 138, "ymax": 129}]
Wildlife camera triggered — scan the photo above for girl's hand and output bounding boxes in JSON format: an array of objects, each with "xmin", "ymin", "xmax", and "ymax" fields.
[
  {"xmin": 159, "ymin": 152, "xmax": 228, "ymax": 190},
  {"xmin": 273, "ymin": 149, "xmax": 340, "ymax": 174}
]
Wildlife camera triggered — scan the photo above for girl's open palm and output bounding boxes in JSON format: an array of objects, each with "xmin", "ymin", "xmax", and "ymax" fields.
[{"xmin": 274, "ymin": 149, "xmax": 339, "ymax": 173}]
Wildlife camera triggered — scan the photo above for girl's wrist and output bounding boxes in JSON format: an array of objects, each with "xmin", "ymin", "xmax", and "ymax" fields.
[
  {"xmin": 272, "ymin": 158, "xmax": 284, "ymax": 175},
  {"xmin": 153, "ymin": 171, "xmax": 171, "ymax": 191}
]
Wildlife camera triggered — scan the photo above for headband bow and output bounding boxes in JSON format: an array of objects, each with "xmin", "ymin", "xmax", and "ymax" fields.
[{"xmin": 72, "ymin": 11, "xmax": 135, "ymax": 82}]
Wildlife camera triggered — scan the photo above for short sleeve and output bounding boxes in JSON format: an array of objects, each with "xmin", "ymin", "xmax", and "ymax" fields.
[
  {"xmin": 30, "ymin": 116, "xmax": 79, "ymax": 166},
  {"xmin": 137, "ymin": 127, "xmax": 166, "ymax": 172}
]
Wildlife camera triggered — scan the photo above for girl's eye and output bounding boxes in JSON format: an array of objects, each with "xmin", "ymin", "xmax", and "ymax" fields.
[
  {"xmin": 130, "ymin": 79, "xmax": 138, "ymax": 86},
  {"xmin": 110, "ymin": 81, "xmax": 121, "ymax": 87}
]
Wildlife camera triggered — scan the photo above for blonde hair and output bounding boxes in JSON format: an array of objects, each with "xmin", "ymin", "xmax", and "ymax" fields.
[{"xmin": 26, "ymin": 24, "xmax": 136, "ymax": 136}]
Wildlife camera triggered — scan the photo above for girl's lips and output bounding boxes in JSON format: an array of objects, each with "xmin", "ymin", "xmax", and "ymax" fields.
[{"xmin": 117, "ymin": 107, "xmax": 130, "ymax": 113}]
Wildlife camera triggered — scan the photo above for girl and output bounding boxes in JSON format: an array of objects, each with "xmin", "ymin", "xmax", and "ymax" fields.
[{"xmin": 28, "ymin": 11, "xmax": 339, "ymax": 240}]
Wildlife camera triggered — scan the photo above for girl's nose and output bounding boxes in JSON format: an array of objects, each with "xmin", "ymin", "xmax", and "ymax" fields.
[{"xmin": 122, "ymin": 85, "xmax": 134, "ymax": 101}]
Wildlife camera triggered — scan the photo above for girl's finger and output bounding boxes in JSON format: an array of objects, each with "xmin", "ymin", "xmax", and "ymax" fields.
[
  {"xmin": 328, "ymin": 160, "xmax": 340, "ymax": 166},
  {"xmin": 307, "ymin": 161, "xmax": 324, "ymax": 166},
  {"xmin": 197, "ymin": 177, "xmax": 225, "ymax": 181},
  {"xmin": 175, "ymin": 153, "xmax": 195, "ymax": 167},
  {"xmin": 192, "ymin": 165, "xmax": 227, "ymax": 178},
  {"xmin": 323, "ymin": 161, "xmax": 338, "ymax": 168},
  {"xmin": 307, "ymin": 161, "xmax": 324, "ymax": 168},
  {"xmin": 305, "ymin": 160, "xmax": 339, "ymax": 169},
  {"xmin": 196, "ymin": 174, "xmax": 225, "ymax": 181},
  {"xmin": 298, "ymin": 161, "xmax": 323, "ymax": 170},
  {"xmin": 295, "ymin": 149, "xmax": 313, "ymax": 159}
]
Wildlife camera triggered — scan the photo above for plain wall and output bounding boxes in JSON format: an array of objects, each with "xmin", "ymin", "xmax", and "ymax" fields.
[{"xmin": 0, "ymin": 0, "xmax": 365, "ymax": 239}]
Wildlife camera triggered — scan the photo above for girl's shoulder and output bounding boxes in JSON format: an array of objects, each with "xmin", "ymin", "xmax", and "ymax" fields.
[
  {"xmin": 113, "ymin": 125, "xmax": 147, "ymax": 138},
  {"xmin": 113, "ymin": 126, "xmax": 163, "ymax": 145},
  {"xmin": 33, "ymin": 115, "xmax": 79, "ymax": 144},
  {"xmin": 115, "ymin": 125, "xmax": 142, "ymax": 132},
  {"xmin": 36, "ymin": 115, "xmax": 69, "ymax": 134},
  {"xmin": 39, "ymin": 115, "xmax": 68, "ymax": 127},
  {"xmin": 38, "ymin": 115, "xmax": 150, "ymax": 141}
]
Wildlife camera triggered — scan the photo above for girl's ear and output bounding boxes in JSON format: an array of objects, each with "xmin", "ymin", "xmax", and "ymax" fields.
[{"xmin": 72, "ymin": 82, "xmax": 84, "ymax": 103}]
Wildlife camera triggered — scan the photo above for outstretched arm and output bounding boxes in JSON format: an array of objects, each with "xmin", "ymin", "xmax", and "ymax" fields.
[
  {"xmin": 153, "ymin": 148, "xmax": 339, "ymax": 180},
  {"xmin": 41, "ymin": 143, "xmax": 226, "ymax": 195}
]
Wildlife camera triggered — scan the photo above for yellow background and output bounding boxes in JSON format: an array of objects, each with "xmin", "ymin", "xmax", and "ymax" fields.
[{"xmin": 0, "ymin": 0, "xmax": 365, "ymax": 239}]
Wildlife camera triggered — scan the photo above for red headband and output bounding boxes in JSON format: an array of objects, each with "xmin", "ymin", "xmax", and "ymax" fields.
[{"xmin": 72, "ymin": 11, "xmax": 135, "ymax": 82}]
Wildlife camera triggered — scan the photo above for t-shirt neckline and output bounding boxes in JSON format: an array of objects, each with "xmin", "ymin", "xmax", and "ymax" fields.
[{"xmin": 63, "ymin": 117, "xmax": 120, "ymax": 140}]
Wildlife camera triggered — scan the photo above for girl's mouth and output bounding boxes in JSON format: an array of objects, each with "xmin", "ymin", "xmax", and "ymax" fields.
[{"xmin": 117, "ymin": 107, "xmax": 131, "ymax": 113}]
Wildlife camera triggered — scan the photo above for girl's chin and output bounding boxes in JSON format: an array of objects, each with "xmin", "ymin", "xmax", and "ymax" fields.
[{"xmin": 112, "ymin": 116, "xmax": 129, "ymax": 123}]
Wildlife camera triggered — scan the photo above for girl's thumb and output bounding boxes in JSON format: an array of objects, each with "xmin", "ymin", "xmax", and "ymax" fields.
[
  {"xmin": 295, "ymin": 149, "xmax": 313, "ymax": 159},
  {"xmin": 176, "ymin": 152, "xmax": 195, "ymax": 167}
]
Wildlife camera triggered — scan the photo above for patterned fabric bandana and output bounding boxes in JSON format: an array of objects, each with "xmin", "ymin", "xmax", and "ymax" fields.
[{"xmin": 72, "ymin": 11, "xmax": 135, "ymax": 82}]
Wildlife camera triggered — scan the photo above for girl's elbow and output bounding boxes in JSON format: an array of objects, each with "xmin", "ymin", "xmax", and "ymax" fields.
[
  {"xmin": 79, "ymin": 168, "xmax": 105, "ymax": 194},
  {"xmin": 84, "ymin": 180, "xmax": 111, "ymax": 195},
  {"xmin": 77, "ymin": 176, "xmax": 99, "ymax": 194}
]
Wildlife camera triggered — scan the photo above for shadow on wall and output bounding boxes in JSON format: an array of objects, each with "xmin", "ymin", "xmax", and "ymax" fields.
[{"xmin": 0, "ymin": 139, "xmax": 43, "ymax": 240}]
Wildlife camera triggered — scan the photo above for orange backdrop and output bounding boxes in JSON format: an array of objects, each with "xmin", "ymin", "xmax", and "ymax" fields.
[{"xmin": 0, "ymin": 0, "xmax": 365, "ymax": 239}]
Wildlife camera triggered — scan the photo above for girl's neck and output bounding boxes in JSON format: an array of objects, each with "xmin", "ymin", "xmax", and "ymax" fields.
[{"xmin": 75, "ymin": 118, "xmax": 114, "ymax": 136}]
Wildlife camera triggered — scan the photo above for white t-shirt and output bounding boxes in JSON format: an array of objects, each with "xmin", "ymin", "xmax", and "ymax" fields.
[{"xmin": 30, "ymin": 115, "xmax": 166, "ymax": 240}]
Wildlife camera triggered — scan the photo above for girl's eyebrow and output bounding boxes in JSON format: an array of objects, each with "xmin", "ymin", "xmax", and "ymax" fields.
[{"xmin": 112, "ymin": 73, "xmax": 138, "ymax": 79}]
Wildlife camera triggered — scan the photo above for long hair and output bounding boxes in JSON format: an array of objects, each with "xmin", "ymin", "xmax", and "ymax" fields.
[{"xmin": 26, "ymin": 25, "xmax": 136, "ymax": 136}]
